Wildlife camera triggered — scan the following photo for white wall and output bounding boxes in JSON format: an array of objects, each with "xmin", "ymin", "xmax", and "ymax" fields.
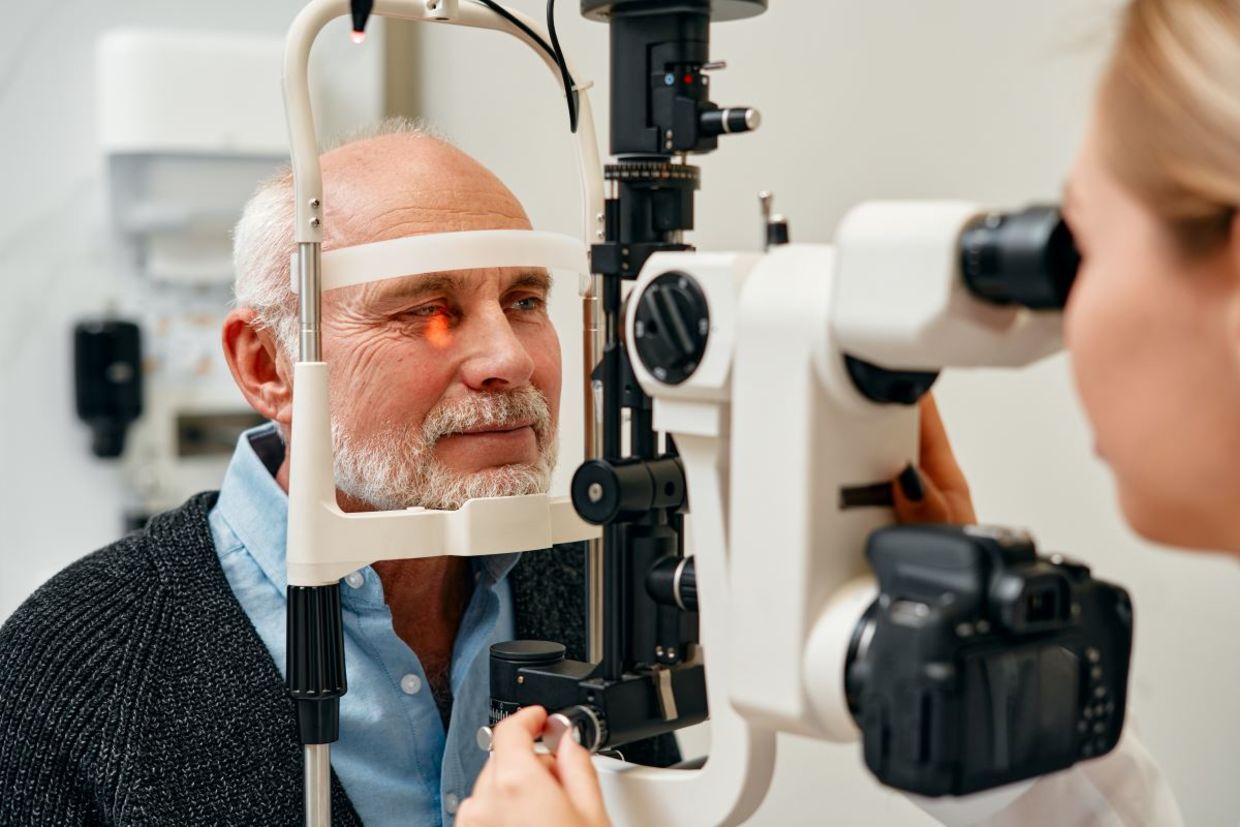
[
  {"xmin": 414, "ymin": 2, "xmax": 1239, "ymax": 824},
  {"xmin": 0, "ymin": 1, "xmax": 379, "ymax": 617}
]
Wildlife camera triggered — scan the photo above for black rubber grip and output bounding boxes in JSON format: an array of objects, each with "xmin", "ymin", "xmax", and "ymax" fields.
[{"xmin": 287, "ymin": 584, "xmax": 347, "ymax": 744}]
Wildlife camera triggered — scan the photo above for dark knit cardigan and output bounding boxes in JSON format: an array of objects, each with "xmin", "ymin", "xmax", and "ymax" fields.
[{"xmin": 0, "ymin": 493, "xmax": 677, "ymax": 825}]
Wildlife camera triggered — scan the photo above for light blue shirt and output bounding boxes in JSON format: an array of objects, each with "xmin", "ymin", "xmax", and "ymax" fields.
[{"xmin": 208, "ymin": 423, "xmax": 517, "ymax": 826}]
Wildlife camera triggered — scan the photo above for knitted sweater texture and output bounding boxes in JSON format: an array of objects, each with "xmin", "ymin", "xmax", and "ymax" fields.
[{"xmin": 0, "ymin": 493, "xmax": 677, "ymax": 825}]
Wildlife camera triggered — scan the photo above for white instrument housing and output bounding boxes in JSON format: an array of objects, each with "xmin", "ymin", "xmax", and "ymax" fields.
[{"xmin": 612, "ymin": 201, "xmax": 1064, "ymax": 823}]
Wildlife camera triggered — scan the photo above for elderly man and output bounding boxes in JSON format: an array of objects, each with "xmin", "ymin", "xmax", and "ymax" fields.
[{"xmin": 0, "ymin": 124, "xmax": 675, "ymax": 826}]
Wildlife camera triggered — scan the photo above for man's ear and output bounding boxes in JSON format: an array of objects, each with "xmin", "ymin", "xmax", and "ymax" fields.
[{"xmin": 222, "ymin": 308, "xmax": 293, "ymax": 429}]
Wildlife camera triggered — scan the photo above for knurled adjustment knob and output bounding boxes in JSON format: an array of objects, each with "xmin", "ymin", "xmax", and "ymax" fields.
[
  {"xmin": 633, "ymin": 271, "xmax": 709, "ymax": 385},
  {"xmin": 604, "ymin": 162, "xmax": 701, "ymax": 185}
]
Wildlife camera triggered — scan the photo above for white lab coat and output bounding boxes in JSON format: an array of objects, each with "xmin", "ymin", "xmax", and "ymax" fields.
[{"xmin": 914, "ymin": 727, "xmax": 1184, "ymax": 826}]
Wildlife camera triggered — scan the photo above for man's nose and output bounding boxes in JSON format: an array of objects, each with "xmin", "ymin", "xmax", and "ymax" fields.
[{"xmin": 458, "ymin": 306, "xmax": 537, "ymax": 391}]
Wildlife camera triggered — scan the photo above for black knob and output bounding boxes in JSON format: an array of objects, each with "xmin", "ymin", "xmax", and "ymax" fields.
[
  {"xmin": 646, "ymin": 556, "xmax": 697, "ymax": 612},
  {"xmin": 544, "ymin": 705, "xmax": 607, "ymax": 754},
  {"xmin": 844, "ymin": 355, "xmax": 939, "ymax": 407},
  {"xmin": 699, "ymin": 107, "xmax": 761, "ymax": 137},
  {"xmin": 571, "ymin": 457, "xmax": 687, "ymax": 525},
  {"xmin": 633, "ymin": 271, "xmax": 710, "ymax": 385},
  {"xmin": 960, "ymin": 206, "xmax": 1081, "ymax": 310},
  {"xmin": 489, "ymin": 641, "xmax": 567, "ymax": 727}
]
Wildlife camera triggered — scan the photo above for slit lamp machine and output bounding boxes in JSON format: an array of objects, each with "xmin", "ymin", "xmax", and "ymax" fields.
[{"xmin": 279, "ymin": 2, "xmax": 1134, "ymax": 824}]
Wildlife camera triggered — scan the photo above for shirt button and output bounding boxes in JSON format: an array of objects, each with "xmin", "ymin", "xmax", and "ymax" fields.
[
  {"xmin": 344, "ymin": 571, "xmax": 365, "ymax": 589},
  {"xmin": 400, "ymin": 673, "xmax": 423, "ymax": 695},
  {"xmin": 444, "ymin": 793, "xmax": 460, "ymax": 814}
]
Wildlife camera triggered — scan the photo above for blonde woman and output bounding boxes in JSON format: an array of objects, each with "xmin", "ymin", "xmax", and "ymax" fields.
[{"xmin": 461, "ymin": 0, "xmax": 1240, "ymax": 823}]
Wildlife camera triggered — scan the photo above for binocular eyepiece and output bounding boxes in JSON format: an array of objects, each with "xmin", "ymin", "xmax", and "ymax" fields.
[{"xmin": 961, "ymin": 205, "xmax": 1081, "ymax": 311}]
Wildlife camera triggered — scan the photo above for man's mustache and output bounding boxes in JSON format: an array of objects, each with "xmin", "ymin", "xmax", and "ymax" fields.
[{"xmin": 421, "ymin": 386, "xmax": 553, "ymax": 447}]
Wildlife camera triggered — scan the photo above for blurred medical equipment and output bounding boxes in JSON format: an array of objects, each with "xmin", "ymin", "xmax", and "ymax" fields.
[
  {"xmin": 81, "ymin": 29, "xmax": 379, "ymax": 527},
  {"xmin": 77, "ymin": 30, "xmax": 289, "ymax": 524},
  {"xmin": 279, "ymin": 2, "xmax": 1134, "ymax": 825}
]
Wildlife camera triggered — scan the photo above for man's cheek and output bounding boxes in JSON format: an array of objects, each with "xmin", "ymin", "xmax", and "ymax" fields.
[
  {"xmin": 532, "ymin": 330, "xmax": 563, "ymax": 419},
  {"xmin": 350, "ymin": 341, "xmax": 444, "ymax": 428}
]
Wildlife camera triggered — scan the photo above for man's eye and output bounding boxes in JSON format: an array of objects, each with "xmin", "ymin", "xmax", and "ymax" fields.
[
  {"xmin": 405, "ymin": 304, "xmax": 449, "ymax": 318},
  {"xmin": 509, "ymin": 296, "xmax": 546, "ymax": 312}
]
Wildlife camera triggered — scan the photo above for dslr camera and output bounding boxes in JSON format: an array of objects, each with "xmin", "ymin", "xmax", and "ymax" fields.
[{"xmin": 845, "ymin": 524, "xmax": 1133, "ymax": 796}]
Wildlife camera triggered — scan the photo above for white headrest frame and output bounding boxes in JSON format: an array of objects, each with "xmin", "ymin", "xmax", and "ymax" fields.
[
  {"xmin": 289, "ymin": 229, "xmax": 590, "ymax": 294},
  {"xmin": 283, "ymin": 0, "xmax": 603, "ymax": 251}
]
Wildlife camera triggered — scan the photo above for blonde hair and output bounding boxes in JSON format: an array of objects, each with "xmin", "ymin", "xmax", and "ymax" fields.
[{"xmin": 1099, "ymin": 0, "xmax": 1240, "ymax": 255}]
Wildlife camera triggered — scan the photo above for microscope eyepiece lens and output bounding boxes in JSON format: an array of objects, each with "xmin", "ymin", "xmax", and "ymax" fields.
[{"xmin": 960, "ymin": 205, "xmax": 1081, "ymax": 310}]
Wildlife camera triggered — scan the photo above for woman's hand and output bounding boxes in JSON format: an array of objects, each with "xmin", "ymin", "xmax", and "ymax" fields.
[
  {"xmin": 892, "ymin": 394, "xmax": 977, "ymax": 525},
  {"xmin": 457, "ymin": 706, "xmax": 611, "ymax": 827}
]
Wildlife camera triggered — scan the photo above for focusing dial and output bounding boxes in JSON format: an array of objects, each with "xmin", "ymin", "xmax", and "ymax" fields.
[
  {"xmin": 604, "ymin": 161, "xmax": 701, "ymax": 186},
  {"xmin": 633, "ymin": 271, "xmax": 710, "ymax": 385}
]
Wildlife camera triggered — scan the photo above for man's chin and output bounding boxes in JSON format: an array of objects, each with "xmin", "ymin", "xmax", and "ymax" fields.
[
  {"xmin": 415, "ymin": 461, "xmax": 552, "ymax": 511},
  {"xmin": 439, "ymin": 460, "xmax": 541, "ymax": 479}
]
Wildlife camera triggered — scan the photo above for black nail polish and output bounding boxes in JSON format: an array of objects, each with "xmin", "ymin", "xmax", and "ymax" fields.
[{"xmin": 898, "ymin": 464, "xmax": 924, "ymax": 502}]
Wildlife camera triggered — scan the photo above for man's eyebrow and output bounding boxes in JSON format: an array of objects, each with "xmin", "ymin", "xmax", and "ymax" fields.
[
  {"xmin": 506, "ymin": 270, "xmax": 553, "ymax": 293},
  {"xmin": 368, "ymin": 273, "xmax": 463, "ymax": 303},
  {"xmin": 363, "ymin": 269, "xmax": 552, "ymax": 306}
]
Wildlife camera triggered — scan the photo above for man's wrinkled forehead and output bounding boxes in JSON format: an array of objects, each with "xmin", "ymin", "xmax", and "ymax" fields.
[
  {"xmin": 346, "ymin": 266, "xmax": 552, "ymax": 310},
  {"xmin": 320, "ymin": 134, "xmax": 532, "ymax": 247}
]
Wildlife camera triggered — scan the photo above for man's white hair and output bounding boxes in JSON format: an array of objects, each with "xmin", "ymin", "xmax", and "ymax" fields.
[{"xmin": 231, "ymin": 117, "xmax": 444, "ymax": 358}]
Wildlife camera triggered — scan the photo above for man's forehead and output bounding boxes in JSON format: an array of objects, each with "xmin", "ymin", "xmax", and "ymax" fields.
[
  {"xmin": 321, "ymin": 135, "xmax": 531, "ymax": 245},
  {"xmin": 361, "ymin": 266, "xmax": 552, "ymax": 302}
]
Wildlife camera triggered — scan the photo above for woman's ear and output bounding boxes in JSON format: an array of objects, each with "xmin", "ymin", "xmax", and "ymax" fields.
[{"xmin": 221, "ymin": 309, "xmax": 293, "ymax": 429}]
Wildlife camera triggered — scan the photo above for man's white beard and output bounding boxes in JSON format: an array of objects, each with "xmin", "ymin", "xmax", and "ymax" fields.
[{"xmin": 332, "ymin": 386, "xmax": 558, "ymax": 511}]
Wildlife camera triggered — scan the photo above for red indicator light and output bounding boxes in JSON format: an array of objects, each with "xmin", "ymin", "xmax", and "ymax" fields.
[{"xmin": 683, "ymin": 73, "xmax": 694, "ymax": 85}]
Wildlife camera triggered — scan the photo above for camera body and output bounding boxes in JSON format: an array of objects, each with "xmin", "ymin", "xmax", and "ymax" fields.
[{"xmin": 846, "ymin": 524, "xmax": 1133, "ymax": 797}]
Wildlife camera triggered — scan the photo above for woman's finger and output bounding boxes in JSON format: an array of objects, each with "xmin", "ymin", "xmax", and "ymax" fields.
[
  {"xmin": 892, "ymin": 462, "xmax": 956, "ymax": 524},
  {"xmin": 555, "ymin": 736, "xmax": 610, "ymax": 826},
  {"xmin": 918, "ymin": 395, "xmax": 977, "ymax": 522},
  {"xmin": 491, "ymin": 706, "xmax": 548, "ymax": 759},
  {"xmin": 473, "ymin": 750, "xmax": 497, "ymax": 797},
  {"xmin": 455, "ymin": 794, "xmax": 495, "ymax": 827},
  {"xmin": 918, "ymin": 395, "xmax": 964, "ymax": 485},
  {"xmin": 490, "ymin": 706, "xmax": 550, "ymax": 790}
]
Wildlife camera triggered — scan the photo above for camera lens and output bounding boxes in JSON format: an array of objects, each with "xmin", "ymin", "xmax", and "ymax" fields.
[{"xmin": 960, "ymin": 205, "xmax": 1081, "ymax": 310}]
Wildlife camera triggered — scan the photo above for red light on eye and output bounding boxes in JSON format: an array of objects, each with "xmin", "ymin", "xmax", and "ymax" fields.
[
  {"xmin": 427, "ymin": 314, "xmax": 451, "ymax": 348},
  {"xmin": 683, "ymin": 73, "xmax": 694, "ymax": 85}
]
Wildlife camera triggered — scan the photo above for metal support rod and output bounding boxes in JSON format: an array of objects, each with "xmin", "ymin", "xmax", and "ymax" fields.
[
  {"xmin": 583, "ymin": 291, "xmax": 606, "ymax": 663},
  {"xmin": 304, "ymin": 744, "xmax": 331, "ymax": 827},
  {"xmin": 586, "ymin": 536, "xmax": 605, "ymax": 663},
  {"xmin": 297, "ymin": 222, "xmax": 329, "ymax": 827},
  {"xmin": 298, "ymin": 242, "xmax": 323, "ymax": 363},
  {"xmin": 601, "ymin": 523, "xmax": 625, "ymax": 681}
]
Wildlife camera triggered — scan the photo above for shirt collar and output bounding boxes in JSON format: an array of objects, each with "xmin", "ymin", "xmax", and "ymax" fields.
[
  {"xmin": 214, "ymin": 423, "xmax": 294, "ymax": 595},
  {"xmin": 215, "ymin": 422, "xmax": 520, "ymax": 602}
]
